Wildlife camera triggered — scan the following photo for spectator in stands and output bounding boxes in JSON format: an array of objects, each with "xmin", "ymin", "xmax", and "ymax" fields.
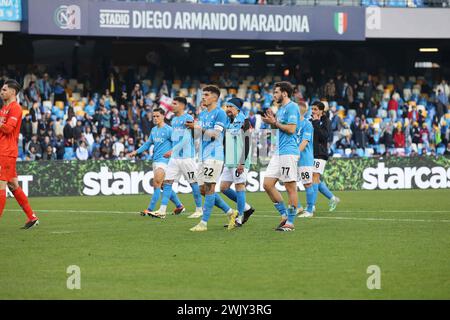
[
  {"xmin": 55, "ymin": 135, "xmax": 65, "ymax": 160},
  {"xmin": 84, "ymin": 99, "xmax": 96, "ymax": 118},
  {"xmin": 393, "ymin": 126, "xmax": 406, "ymax": 148},
  {"xmin": 24, "ymin": 81, "xmax": 41, "ymax": 109},
  {"xmin": 76, "ymin": 141, "xmax": 89, "ymax": 160},
  {"xmin": 131, "ymin": 83, "xmax": 144, "ymax": 103},
  {"xmin": 112, "ymin": 137, "xmax": 125, "ymax": 159},
  {"xmin": 26, "ymin": 145, "xmax": 41, "ymax": 161},
  {"xmin": 53, "ymin": 118, "xmax": 64, "ymax": 137},
  {"xmin": 21, "ymin": 114, "xmax": 33, "ymax": 142},
  {"xmin": 42, "ymin": 145, "xmax": 57, "ymax": 161},
  {"xmin": 38, "ymin": 73, "xmax": 52, "ymax": 101},
  {"xmin": 27, "ymin": 135, "xmax": 42, "ymax": 156},
  {"xmin": 420, "ymin": 123, "xmax": 430, "ymax": 149},
  {"xmin": 141, "ymin": 111, "xmax": 153, "ymax": 138},
  {"xmin": 324, "ymin": 78, "xmax": 336, "ymax": 101},
  {"xmin": 341, "ymin": 80, "xmax": 354, "ymax": 108},
  {"xmin": 412, "ymin": 121, "xmax": 421, "ymax": 145},
  {"xmin": 53, "ymin": 76, "xmax": 67, "ymax": 105},
  {"xmin": 388, "ymin": 94, "xmax": 399, "ymax": 120},
  {"xmin": 445, "ymin": 142, "xmax": 450, "ymax": 156},
  {"xmin": 408, "ymin": 104, "xmax": 419, "ymax": 122},
  {"xmin": 63, "ymin": 117, "xmax": 75, "ymax": 147},
  {"xmin": 105, "ymin": 72, "xmax": 120, "ymax": 101}
]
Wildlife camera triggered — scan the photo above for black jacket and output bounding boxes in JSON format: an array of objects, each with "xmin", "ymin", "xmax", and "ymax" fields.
[{"xmin": 311, "ymin": 115, "xmax": 330, "ymax": 160}]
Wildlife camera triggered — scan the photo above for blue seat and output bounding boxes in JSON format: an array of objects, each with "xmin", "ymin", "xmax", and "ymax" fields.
[
  {"xmin": 437, "ymin": 147, "xmax": 445, "ymax": 155},
  {"xmin": 356, "ymin": 148, "xmax": 365, "ymax": 157}
]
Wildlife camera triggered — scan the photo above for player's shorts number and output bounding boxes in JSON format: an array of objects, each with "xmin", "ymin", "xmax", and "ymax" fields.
[
  {"xmin": 235, "ymin": 170, "xmax": 241, "ymax": 177},
  {"xmin": 187, "ymin": 171, "xmax": 195, "ymax": 180},
  {"xmin": 314, "ymin": 161, "xmax": 320, "ymax": 169},
  {"xmin": 204, "ymin": 167, "xmax": 214, "ymax": 177},
  {"xmin": 301, "ymin": 172, "xmax": 310, "ymax": 180},
  {"xmin": 282, "ymin": 167, "xmax": 290, "ymax": 176}
]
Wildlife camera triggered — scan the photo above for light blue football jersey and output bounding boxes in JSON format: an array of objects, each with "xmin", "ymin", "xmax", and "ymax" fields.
[
  {"xmin": 198, "ymin": 107, "xmax": 227, "ymax": 161},
  {"xmin": 170, "ymin": 113, "xmax": 195, "ymax": 159},
  {"xmin": 275, "ymin": 100, "xmax": 300, "ymax": 156},
  {"xmin": 137, "ymin": 124, "xmax": 172, "ymax": 164},
  {"xmin": 297, "ymin": 118, "xmax": 314, "ymax": 167}
]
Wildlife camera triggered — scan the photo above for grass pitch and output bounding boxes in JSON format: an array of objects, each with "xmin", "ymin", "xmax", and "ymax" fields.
[{"xmin": 0, "ymin": 189, "xmax": 449, "ymax": 299}]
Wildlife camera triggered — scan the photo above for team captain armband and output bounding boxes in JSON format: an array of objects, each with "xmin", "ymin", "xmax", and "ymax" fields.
[{"xmin": 214, "ymin": 124, "xmax": 224, "ymax": 132}]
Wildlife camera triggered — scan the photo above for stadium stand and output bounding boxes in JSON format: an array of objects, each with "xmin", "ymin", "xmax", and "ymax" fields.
[{"xmin": 1, "ymin": 63, "xmax": 449, "ymax": 161}]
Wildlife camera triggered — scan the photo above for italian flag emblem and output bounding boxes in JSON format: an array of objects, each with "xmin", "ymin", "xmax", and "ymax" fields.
[{"xmin": 334, "ymin": 12, "xmax": 348, "ymax": 35}]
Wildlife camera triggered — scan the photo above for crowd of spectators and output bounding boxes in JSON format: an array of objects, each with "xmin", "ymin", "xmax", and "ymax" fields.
[{"xmin": 1, "ymin": 64, "xmax": 450, "ymax": 162}]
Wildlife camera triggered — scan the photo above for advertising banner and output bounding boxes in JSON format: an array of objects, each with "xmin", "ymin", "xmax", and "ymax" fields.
[
  {"xmin": 11, "ymin": 156, "xmax": 450, "ymax": 198},
  {"xmin": 366, "ymin": 7, "xmax": 450, "ymax": 39},
  {"xmin": 25, "ymin": 0, "xmax": 365, "ymax": 41},
  {"xmin": 0, "ymin": 0, "xmax": 21, "ymax": 21}
]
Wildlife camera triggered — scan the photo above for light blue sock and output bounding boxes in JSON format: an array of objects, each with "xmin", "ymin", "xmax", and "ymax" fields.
[
  {"xmin": 160, "ymin": 183, "xmax": 173, "ymax": 206},
  {"xmin": 170, "ymin": 190, "xmax": 183, "ymax": 208},
  {"xmin": 190, "ymin": 183, "xmax": 203, "ymax": 209},
  {"xmin": 236, "ymin": 190, "xmax": 246, "ymax": 216},
  {"xmin": 305, "ymin": 185, "xmax": 315, "ymax": 212},
  {"xmin": 148, "ymin": 188, "xmax": 161, "ymax": 211},
  {"xmin": 274, "ymin": 202, "xmax": 287, "ymax": 217},
  {"xmin": 319, "ymin": 181, "xmax": 334, "ymax": 200},
  {"xmin": 222, "ymin": 188, "xmax": 237, "ymax": 203},
  {"xmin": 287, "ymin": 206, "xmax": 297, "ymax": 225},
  {"xmin": 202, "ymin": 194, "xmax": 215, "ymax": 223},
  {"xmin": 312, "ymin": 183, "xmax": 319, "ymax": 207},
  {"xmin": 215, "ymin": 193, "xmax": 231, "ymax": 214}
]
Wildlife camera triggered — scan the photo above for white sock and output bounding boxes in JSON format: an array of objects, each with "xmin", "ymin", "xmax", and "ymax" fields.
[
  {"xmin": 159, "ymin": 205, "xmax": 167, "ymax": 214},
  {"xmin": 237, "ymin": 216, "xmax": 243, "ymax": 224},
  {"xmin": 200, "ymin": 220, "xmax": 207, "ymax": 226},
  {"xmin": 226, "ymin": 209, "xmax": 233, "ymax": 215},
  {"xmin": 244, "ymin": 203, "xmax": 251, "ymax": 211},
  {"xmin": 196, "ymin": 207, "xmax": 203, "ymax": 213}
]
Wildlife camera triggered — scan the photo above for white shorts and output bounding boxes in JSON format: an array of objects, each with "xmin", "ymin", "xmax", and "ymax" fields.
[
  {"xmin": 153, "ymin": 162, "xmax": 167, "ymax": 171},
  {"xmin": 297, "ymin": 166, "xmax": 313, "ymax": 185},
  {"xmin": 165, "ymin": 158, "xmax": 197, "ymax": 184},
  {"xmin": 313, "ymin": 159, "xmax": 327, "ymax": 175},
  {"xmin": 197, "ymin": 159, "xmax": 224, "ymax": 185},
  {"xmin": 220, "ymin": 167, "xmax": 249, "ymax": 185},
  {"xmin": 265, "ymin": 154, "xmax": 299, "ymax": 183}
]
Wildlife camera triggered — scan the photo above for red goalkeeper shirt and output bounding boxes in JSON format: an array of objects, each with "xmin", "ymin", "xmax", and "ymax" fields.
[{"xmin": 0, "ymin": 101, "xmax": 22, "ymax": 158}]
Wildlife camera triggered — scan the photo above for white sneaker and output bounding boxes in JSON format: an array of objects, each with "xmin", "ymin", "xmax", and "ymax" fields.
[
  {"xmin": 188, "ymin": 211, "xmax": 203, "ymax": 219},
  {"xmin": 298, "ymin": 211, "xmax": 314, "ymax": 218},
  {"xmin": 329, "ymin": 197, "xmax": 340, "ymax": 212}
]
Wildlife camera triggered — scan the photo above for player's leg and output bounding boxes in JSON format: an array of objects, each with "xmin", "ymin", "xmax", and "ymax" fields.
[
  {"xmin": 7, "ymin": 178, "xmax": 39, "ymax": 229},
  {"xmin": 181, "ymin": 159, "xmax": 202, "ymax": 216},
  {"xmin": 275, "ymin": 155, "xmax": 299, "ymax": 231},
  {"xmin": 220, "ymin": 167, "xmax": 253, "ymax": 221},
  {"xmin": 188, "ymin": 163, "xmax": 205, "ymax": 219},
  {"xmin": 319, "ymin": 181, "xmax": 340, "ymax": 212},
  {"xmin": 299, "ymin": 167, "xmax": 315, "ymax": 218},
  {"xmin": 296, "ymin": 167, "xmax": 305, "ymax": 215},
  {"xmin": 157, "ymin": 159, "xmax": 182, "ymax": 217},
  {"xmin": 0, "ymin": 180, "xmax": 7, "ymax": 219},
  {"xmin": 144, "ymin": 166, "xmax": 165, "ymax": 216},
  {"xmin": 263, "ymin": 156, "xmax": 288, "ymax": 227}
]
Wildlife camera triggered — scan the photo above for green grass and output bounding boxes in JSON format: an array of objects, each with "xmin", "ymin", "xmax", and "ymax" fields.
[{"xmin": 0, "ymin": 189, "xmax": 449, "ymax": 299}]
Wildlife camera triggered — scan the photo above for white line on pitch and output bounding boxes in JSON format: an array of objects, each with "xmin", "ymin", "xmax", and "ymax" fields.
[{"xmin": 3, "ymin": 209, "xmax": 450, "ymax": 223}]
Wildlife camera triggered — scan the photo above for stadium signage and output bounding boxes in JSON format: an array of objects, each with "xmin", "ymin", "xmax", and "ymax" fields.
[
  {"xmin": 0, "ymin": 0, "xmax": 20, "ymax": 21},
  {"xmin": 13, "ymin": 157, "xmax": 450, "ymax": 197},
  {"xmin": 25, "ymin": 0, "xmax": 365, "ymax": 41},
  {"xmin": 362, "ymin": 163, "xmax": 450, "ymax": 190}
]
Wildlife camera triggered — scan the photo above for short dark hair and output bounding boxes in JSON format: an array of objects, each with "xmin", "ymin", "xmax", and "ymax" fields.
[
  {"xmin": 311, "ymin": 100, "xmax": 325, "ymax": 111},
  {"xmin": 153, "ymin": 107, "xmax": 165, "ymax": 115},
  {"xmin": 173, "ymin": 96, "xmax": 187, "ymax": 105},
  {"xmin": 202, "ymin": 85, "xmax": 221, "ymax": 97},
  {"xmin": 274, "ymin": 81, "xmax": 293, "ymax": 98},
  {"xmin": 4, "ymin": 79, "xmax": 21, "ymax": 94}
]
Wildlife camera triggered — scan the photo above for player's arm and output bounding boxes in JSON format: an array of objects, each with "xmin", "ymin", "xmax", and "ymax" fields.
[
  {"xmin": 205, "ymin": 111, "xmax": 226, "ymax": 139},
  {"xmin": 299, "ymin": 139, "xmax": 309, "ymax": 152},
  {"xmin": 0, "ymin": 105, "xmax": 21, "ymax": 134}
]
